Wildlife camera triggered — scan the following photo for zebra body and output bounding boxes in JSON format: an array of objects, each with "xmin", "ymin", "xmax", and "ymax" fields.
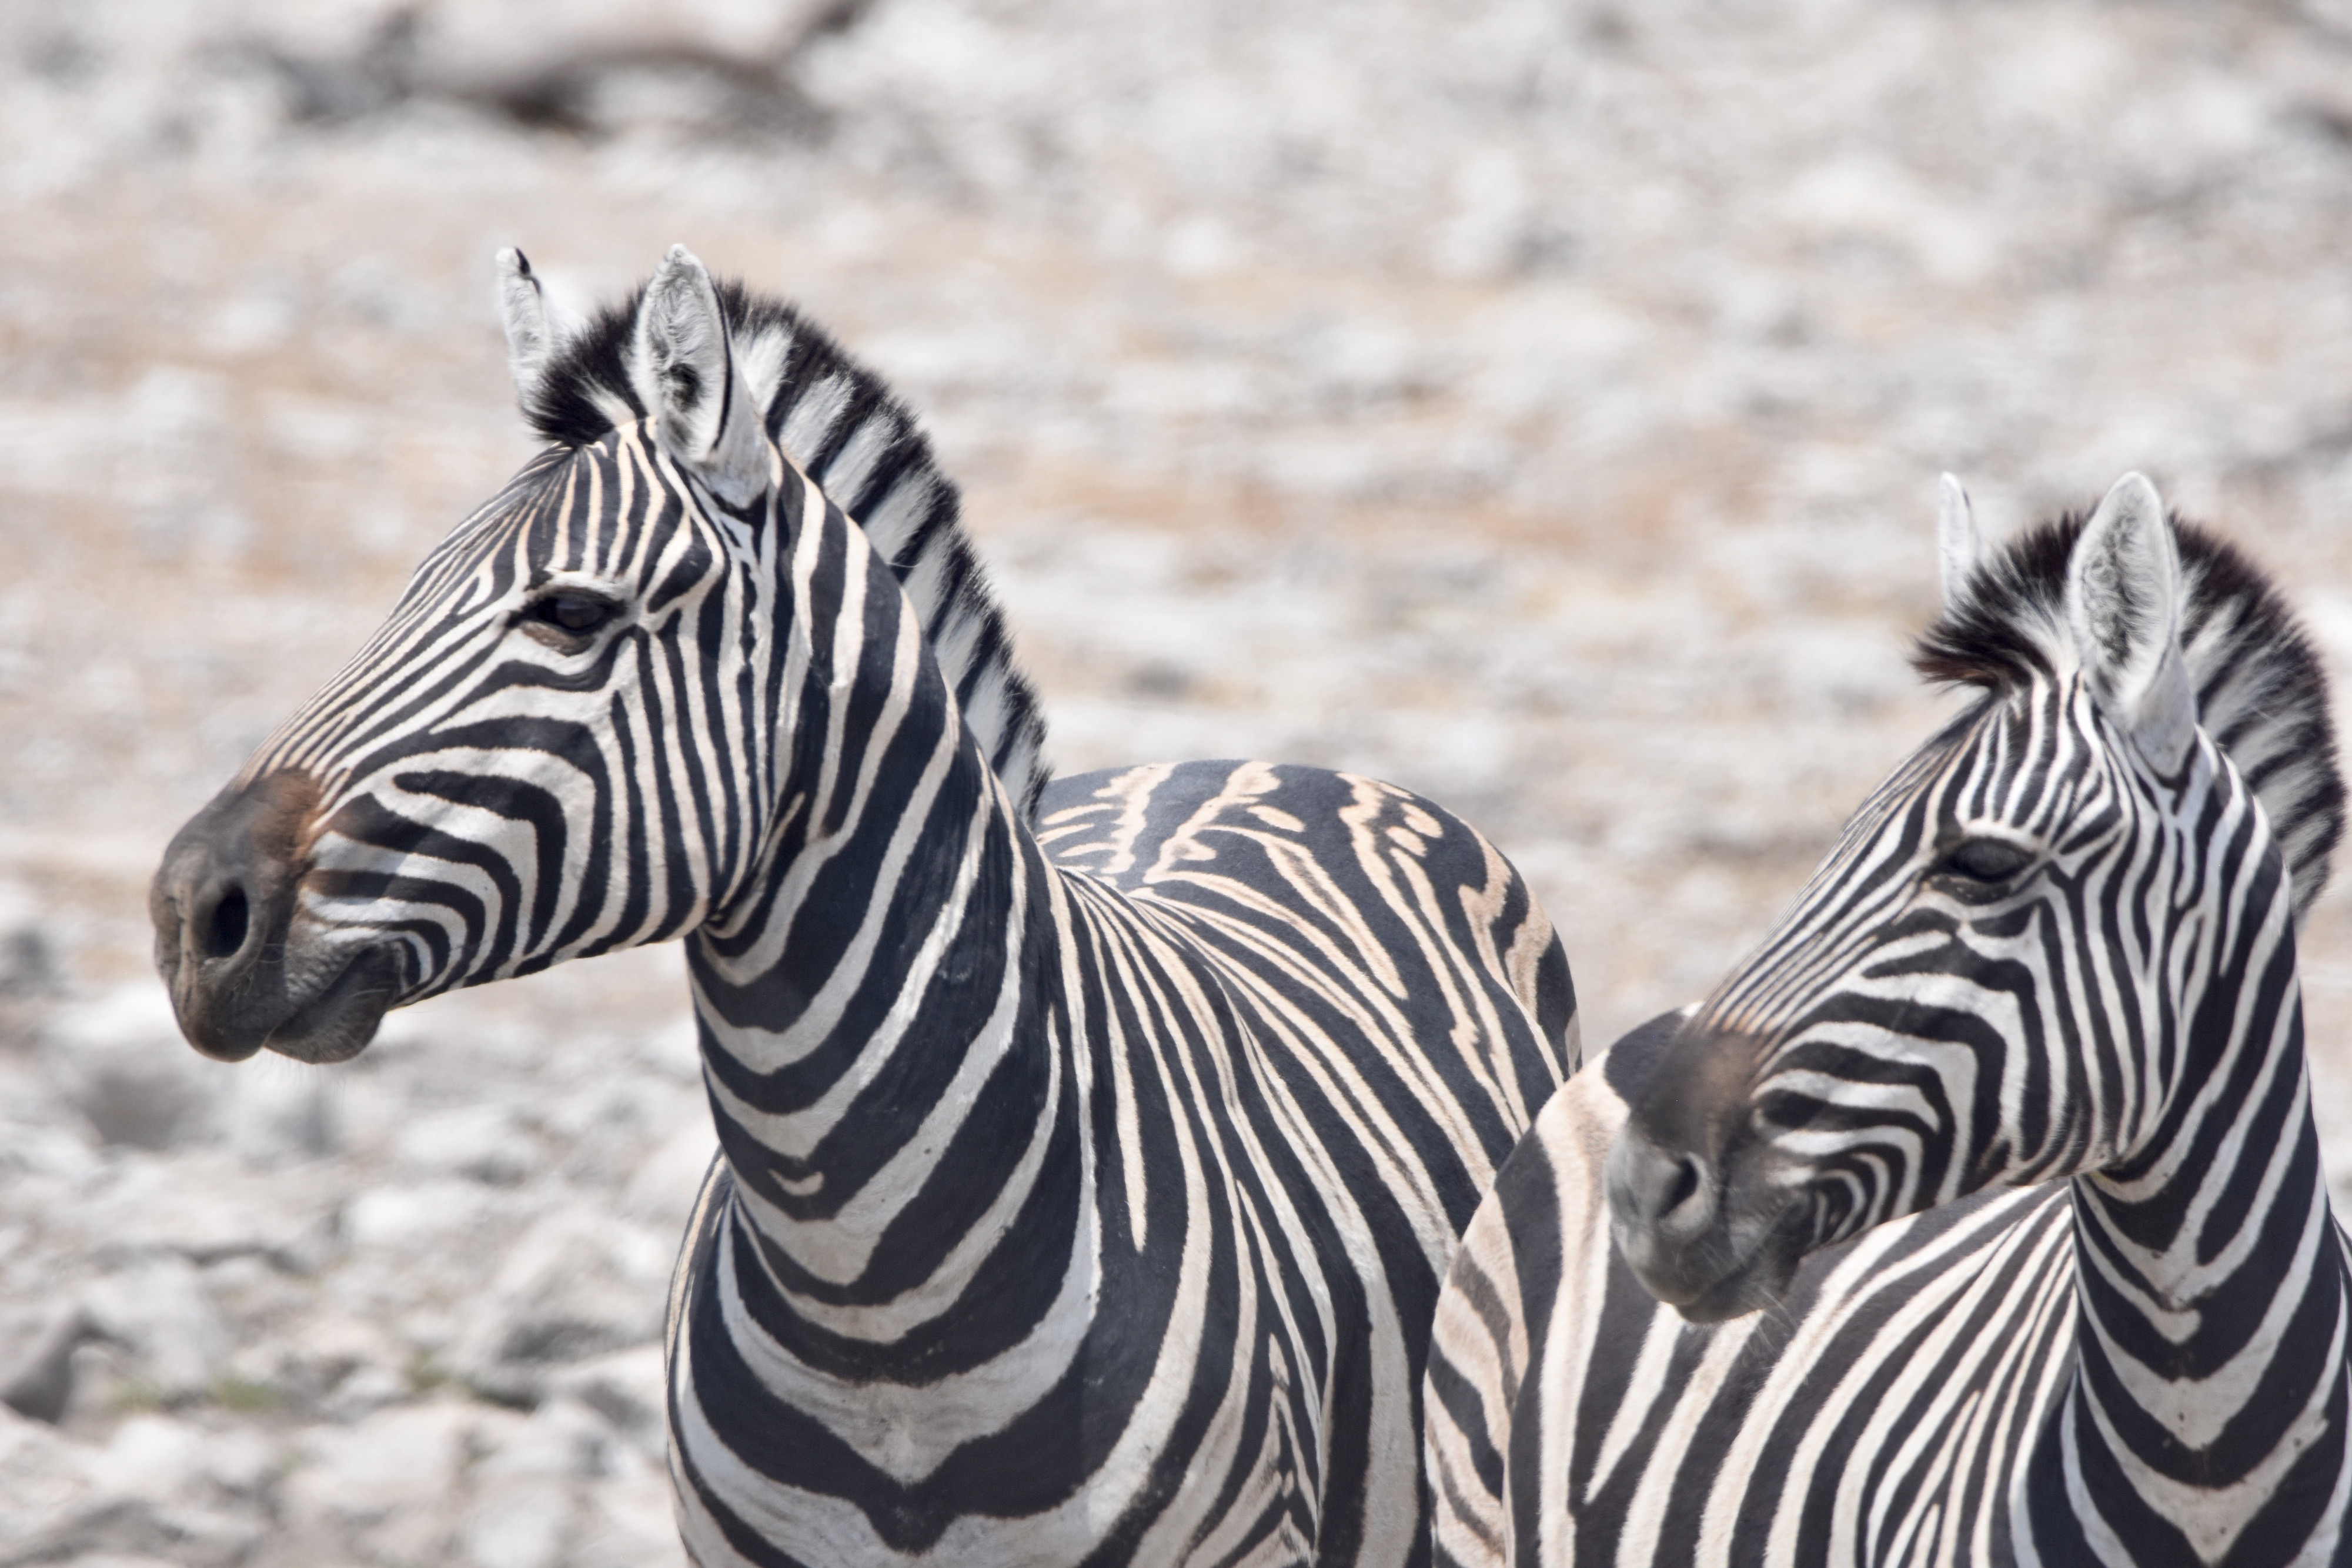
[
  {"xmin": 1425, "ymin": 475, "xmax": 2351, "ymax": 1566},
  {"xmin": 150, "ymin": 248, "xmax": 1576, "ymax": 1566},
  {"xmin": 673, "ymin": 755, "xmax": 1571, "ymax": 1564}
]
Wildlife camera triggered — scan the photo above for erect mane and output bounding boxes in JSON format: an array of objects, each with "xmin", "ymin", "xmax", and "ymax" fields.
[
  {"xmin": 1915, "ymin": 510, "xmax": 2346, "ymax": 920},
  {"xmin": 520, "ymin": 278, "xmax": 1051, "ymax": 822}
]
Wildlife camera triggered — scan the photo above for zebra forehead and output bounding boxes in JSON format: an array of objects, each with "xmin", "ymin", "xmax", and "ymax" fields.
[
  {"xmin": 409, "ymin": 434, "xmax": 654, "ymax": 570},
  {"xmin": 1910, "ymin": 504, "xmax": 2344, "ymax": 917},
  {"xmin": 1834, "ymin": 706, "xmax": 1998, "ymax": 825}
]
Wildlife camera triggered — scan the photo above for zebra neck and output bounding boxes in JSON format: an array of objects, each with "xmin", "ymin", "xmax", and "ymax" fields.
[
  {"xmin": 682, "ymin": 492, "xmax": 1068, "ymax": 1328},
  {"xmin": 2058, "ymin": 960, "xmax": 2351, "ymax": 1554}
]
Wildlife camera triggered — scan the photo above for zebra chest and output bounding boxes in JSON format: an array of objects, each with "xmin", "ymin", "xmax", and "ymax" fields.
[
  {"xmin": 667, "ymin": 1172, "xmax": 1342, "ymax": 1566},
  {"xmin": 1559, "ymin": 1185, "xmax": 2079, "ymax": 1566},
  {"xmin": 664, "ymin": 965, "xmax": 1412, "ymax": 1567}
]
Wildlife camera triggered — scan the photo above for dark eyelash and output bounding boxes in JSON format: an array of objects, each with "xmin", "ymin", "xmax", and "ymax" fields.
[
  {"xmin": 1936, "ymin": 837, "xmax": 2036, "ymax": 884},
  {"xmin": 524, "ymin": 590, "xmax": 621, "ymax": 637}
]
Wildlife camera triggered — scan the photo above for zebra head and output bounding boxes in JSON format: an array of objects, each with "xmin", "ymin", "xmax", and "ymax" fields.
[
  {"xmin": 150, "ymin": 246, "xmax": 828, "ymax": 1064},
  {"xmin": 1607, "ymin": 473, "xmax": 2345, "ymax": 1322}
]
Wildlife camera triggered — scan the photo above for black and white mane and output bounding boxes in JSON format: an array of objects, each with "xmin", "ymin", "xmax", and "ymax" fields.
[{"xmin": 520, "ymin": 272, "xmax": 1053, "ymax": 821}]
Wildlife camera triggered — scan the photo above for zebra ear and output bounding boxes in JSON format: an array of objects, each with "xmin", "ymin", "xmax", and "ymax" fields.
[
  {"xmin": 496, "ymin": 248, "xmax": 578, "ymax": 405},
  {"xmin": 633, "ymin": 245, "xmax": 771, "ymax": 506},
  {"xmin": 2064, "ymin": 472, "xmax": 2196, "ymax": 776},
  {"xmin": 1936, "ymin": 473, "xmax": 1980, "ymax": 610}
]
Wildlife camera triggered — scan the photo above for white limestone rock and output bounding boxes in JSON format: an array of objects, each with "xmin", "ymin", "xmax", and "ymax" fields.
[
  {"xmin": 279, "ymin": 1400, "xmax": 476, "ymax": 1567},
  {"xmin": 622, "ymin": 1113, "xmax": 719, "ymax": 1233},
  {"xmin": 219, "ymin": 1057, "xmax": 342, "ymax": 1165},
  {"xmin": 86, "ymin": 1414, "xmax": 208, "ymax": 1503},
  {"xmin": 1, "ymin": 1492, "xmax": 262, "ymax": 1568},
  {"xmin": 0, "ymin": 1400, "xmax": 101, "ymax": 1547},
  {"xmin": 339, "ymin": 1177, "xmax": 498, "ymax": 1254},
  {"xmin": 0, "ymin": 1303, "xmax": 89, "ymax": 1424},
  {"xmin": 0, "ymin": 879, "xmax": 58, "ymax": 997},
  {"xmin": 449, "ymin": 1209, "xmax": 673, "ymax": 1404},
  {"xmin": 548, "ymin": 1342, "xmax": 670, "ymax": 1462},
  {"xmin": 460, "ymin": 1396, "xmax": 612, "ymax": 1568},
  {"xmin": 40, "ymin": 988, "xmax": 232, "ymax": 1152},
  {"xmin": 392, "ymin": 1102, "xmax": 540, "ymax": 1185},
  {"xmin": 74, "ymin": 1152, "xmax": 342, "ymax": 1271},
  {"xmin": 226, "ymin": 1312, "xmax": 408, "ymax": 1414},
  {"xmin": 79, "ymin": 1256, "xmax": 228, "ymax": 1403}
]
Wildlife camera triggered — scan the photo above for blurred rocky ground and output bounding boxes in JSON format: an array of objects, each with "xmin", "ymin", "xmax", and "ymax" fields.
[{"xmin": 9, "ymin": 0, "xmax": 2352, "ymax": 1562}]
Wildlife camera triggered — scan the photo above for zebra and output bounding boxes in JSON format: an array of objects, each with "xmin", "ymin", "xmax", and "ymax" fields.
[
  {"xmin": 1422, "ymin": 472, "xmax": 2352, "ymax": 1566},
  {"xmin": 148, "ymin": 245, "xmax": 1578, "ymax": 1566}
]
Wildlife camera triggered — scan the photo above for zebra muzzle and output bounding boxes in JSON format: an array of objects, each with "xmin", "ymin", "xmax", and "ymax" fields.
[
  {"xmin": 149, "ymin": 769, "xmax": 397, "ymax": 1064},
  {"xmin": 1608, "ymin": 1132, "xmax": 1732, "ymax": 1305},
  {"xmin": 1607, "ymin": 1123, "xmax": 1808, "ymax": 1322},
  {"xmin": 1604, "ymin": 1019, "xmax": 1813, "ymax": 1322}
]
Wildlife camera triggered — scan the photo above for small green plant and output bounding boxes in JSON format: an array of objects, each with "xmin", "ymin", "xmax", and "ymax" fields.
[
  {"xmin": 108, "ymin": 1379, "xmax": 165, "ymax": 1415},
  {"xmin": 211, "ymin": 1376, "xmax": 280, "ymax": 1413},
  {"xmin": 405, "ymin": 1352, "xmax": 451, "ymax": 1395}
]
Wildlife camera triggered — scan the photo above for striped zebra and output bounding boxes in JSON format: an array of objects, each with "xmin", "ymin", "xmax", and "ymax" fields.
[
  {"xmin": 1424, "ymin": 473, "xmax": 2352, "ymax": 1566},
  {"xmin": 148, "ymin": 245, "xmax": 1578, "ymax": 1566}
]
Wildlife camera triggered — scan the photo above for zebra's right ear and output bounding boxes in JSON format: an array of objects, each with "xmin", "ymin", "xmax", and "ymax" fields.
[
  {"xmin": 2065, "ymin": 472, "xmax": 2196, "ymax": 777},
  {"xmin": 633, "ymin": 245, "xmax": 771, "ymax": 507},
  {"xmin": 496, "ymin": 248, "xmax": 576, "ymax": 405},
  {"xmin": 1936, "ymin": 473, "xmax": 1980, "ymax": 610}
]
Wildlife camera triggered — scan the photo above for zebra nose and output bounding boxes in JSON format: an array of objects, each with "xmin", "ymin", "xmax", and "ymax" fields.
[
  {"xmin": 149, "ymin": 769, "xmax": 323, "ymax": 1058},
  {"xmin": 1608, "ymin": 1131, "xmax": 1719, "ymax": 1242}
]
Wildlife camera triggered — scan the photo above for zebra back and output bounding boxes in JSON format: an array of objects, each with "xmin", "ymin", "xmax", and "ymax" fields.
[{"xmin": 514, "ymin": 275, "xmax": 1053, "ymax": 821}]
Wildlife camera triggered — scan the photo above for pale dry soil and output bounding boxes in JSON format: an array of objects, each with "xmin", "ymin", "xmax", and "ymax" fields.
[{"xmin": 8, "ymin": 2, "xmax": 2352, "ymax": 1564}]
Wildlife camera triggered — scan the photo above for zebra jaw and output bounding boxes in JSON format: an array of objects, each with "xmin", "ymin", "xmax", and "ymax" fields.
[{"xmin": 149, "ymin": 768, "xmax": 400, "ymax": 1065}]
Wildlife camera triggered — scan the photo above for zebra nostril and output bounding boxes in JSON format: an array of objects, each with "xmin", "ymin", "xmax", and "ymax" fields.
[
  {"xmin": 201, "ymin": 886, "xmax": 250, "ymax": 961},
  {"xmin": 1608, "ymin": 1135, "xmax": 1725, "ymax": 1268},
  {"xmin": 1656, "ymin": 1152, "xmax": 1712, "ymax": 1222},
  {"xmin": 1663, "ymin": 1154, "xmax": 1703, "ymax": 1220}
]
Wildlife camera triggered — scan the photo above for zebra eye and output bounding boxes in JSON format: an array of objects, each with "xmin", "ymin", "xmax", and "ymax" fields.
[
  {"xmin": 1935, "ymin": 837, "xmax": 2036, "ymax": 884},
  {"xmin": 522, "ymin": 589, "xmax": 622, "ymax": 643}
]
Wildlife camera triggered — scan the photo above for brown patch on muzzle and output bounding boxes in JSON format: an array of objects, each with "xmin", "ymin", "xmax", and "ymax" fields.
[{"xmin": 149, "ymin": 769, "xmax": 398, "ymax": 1064}]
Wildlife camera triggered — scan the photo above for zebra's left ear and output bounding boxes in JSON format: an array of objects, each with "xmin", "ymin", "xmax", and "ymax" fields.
[
  {"xmin": 1936, "ymin": 473, "xmax": 1980, "ymax": 610},
  {"xmin": 633, "ymin": 245, "xmax": 771, "ymax": 507},
  {"xmin": 496, "ymin": 248, "xmax": 581, "ymax": 406},
  {"xmin": 2065, "ymin": 472, "xmax": 2196, "ymax": 776}
]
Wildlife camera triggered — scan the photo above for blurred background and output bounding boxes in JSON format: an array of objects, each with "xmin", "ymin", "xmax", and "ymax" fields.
[{"xmin": 9, "ymin": 1, "xmax": 2352, "ymax": 1562}]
